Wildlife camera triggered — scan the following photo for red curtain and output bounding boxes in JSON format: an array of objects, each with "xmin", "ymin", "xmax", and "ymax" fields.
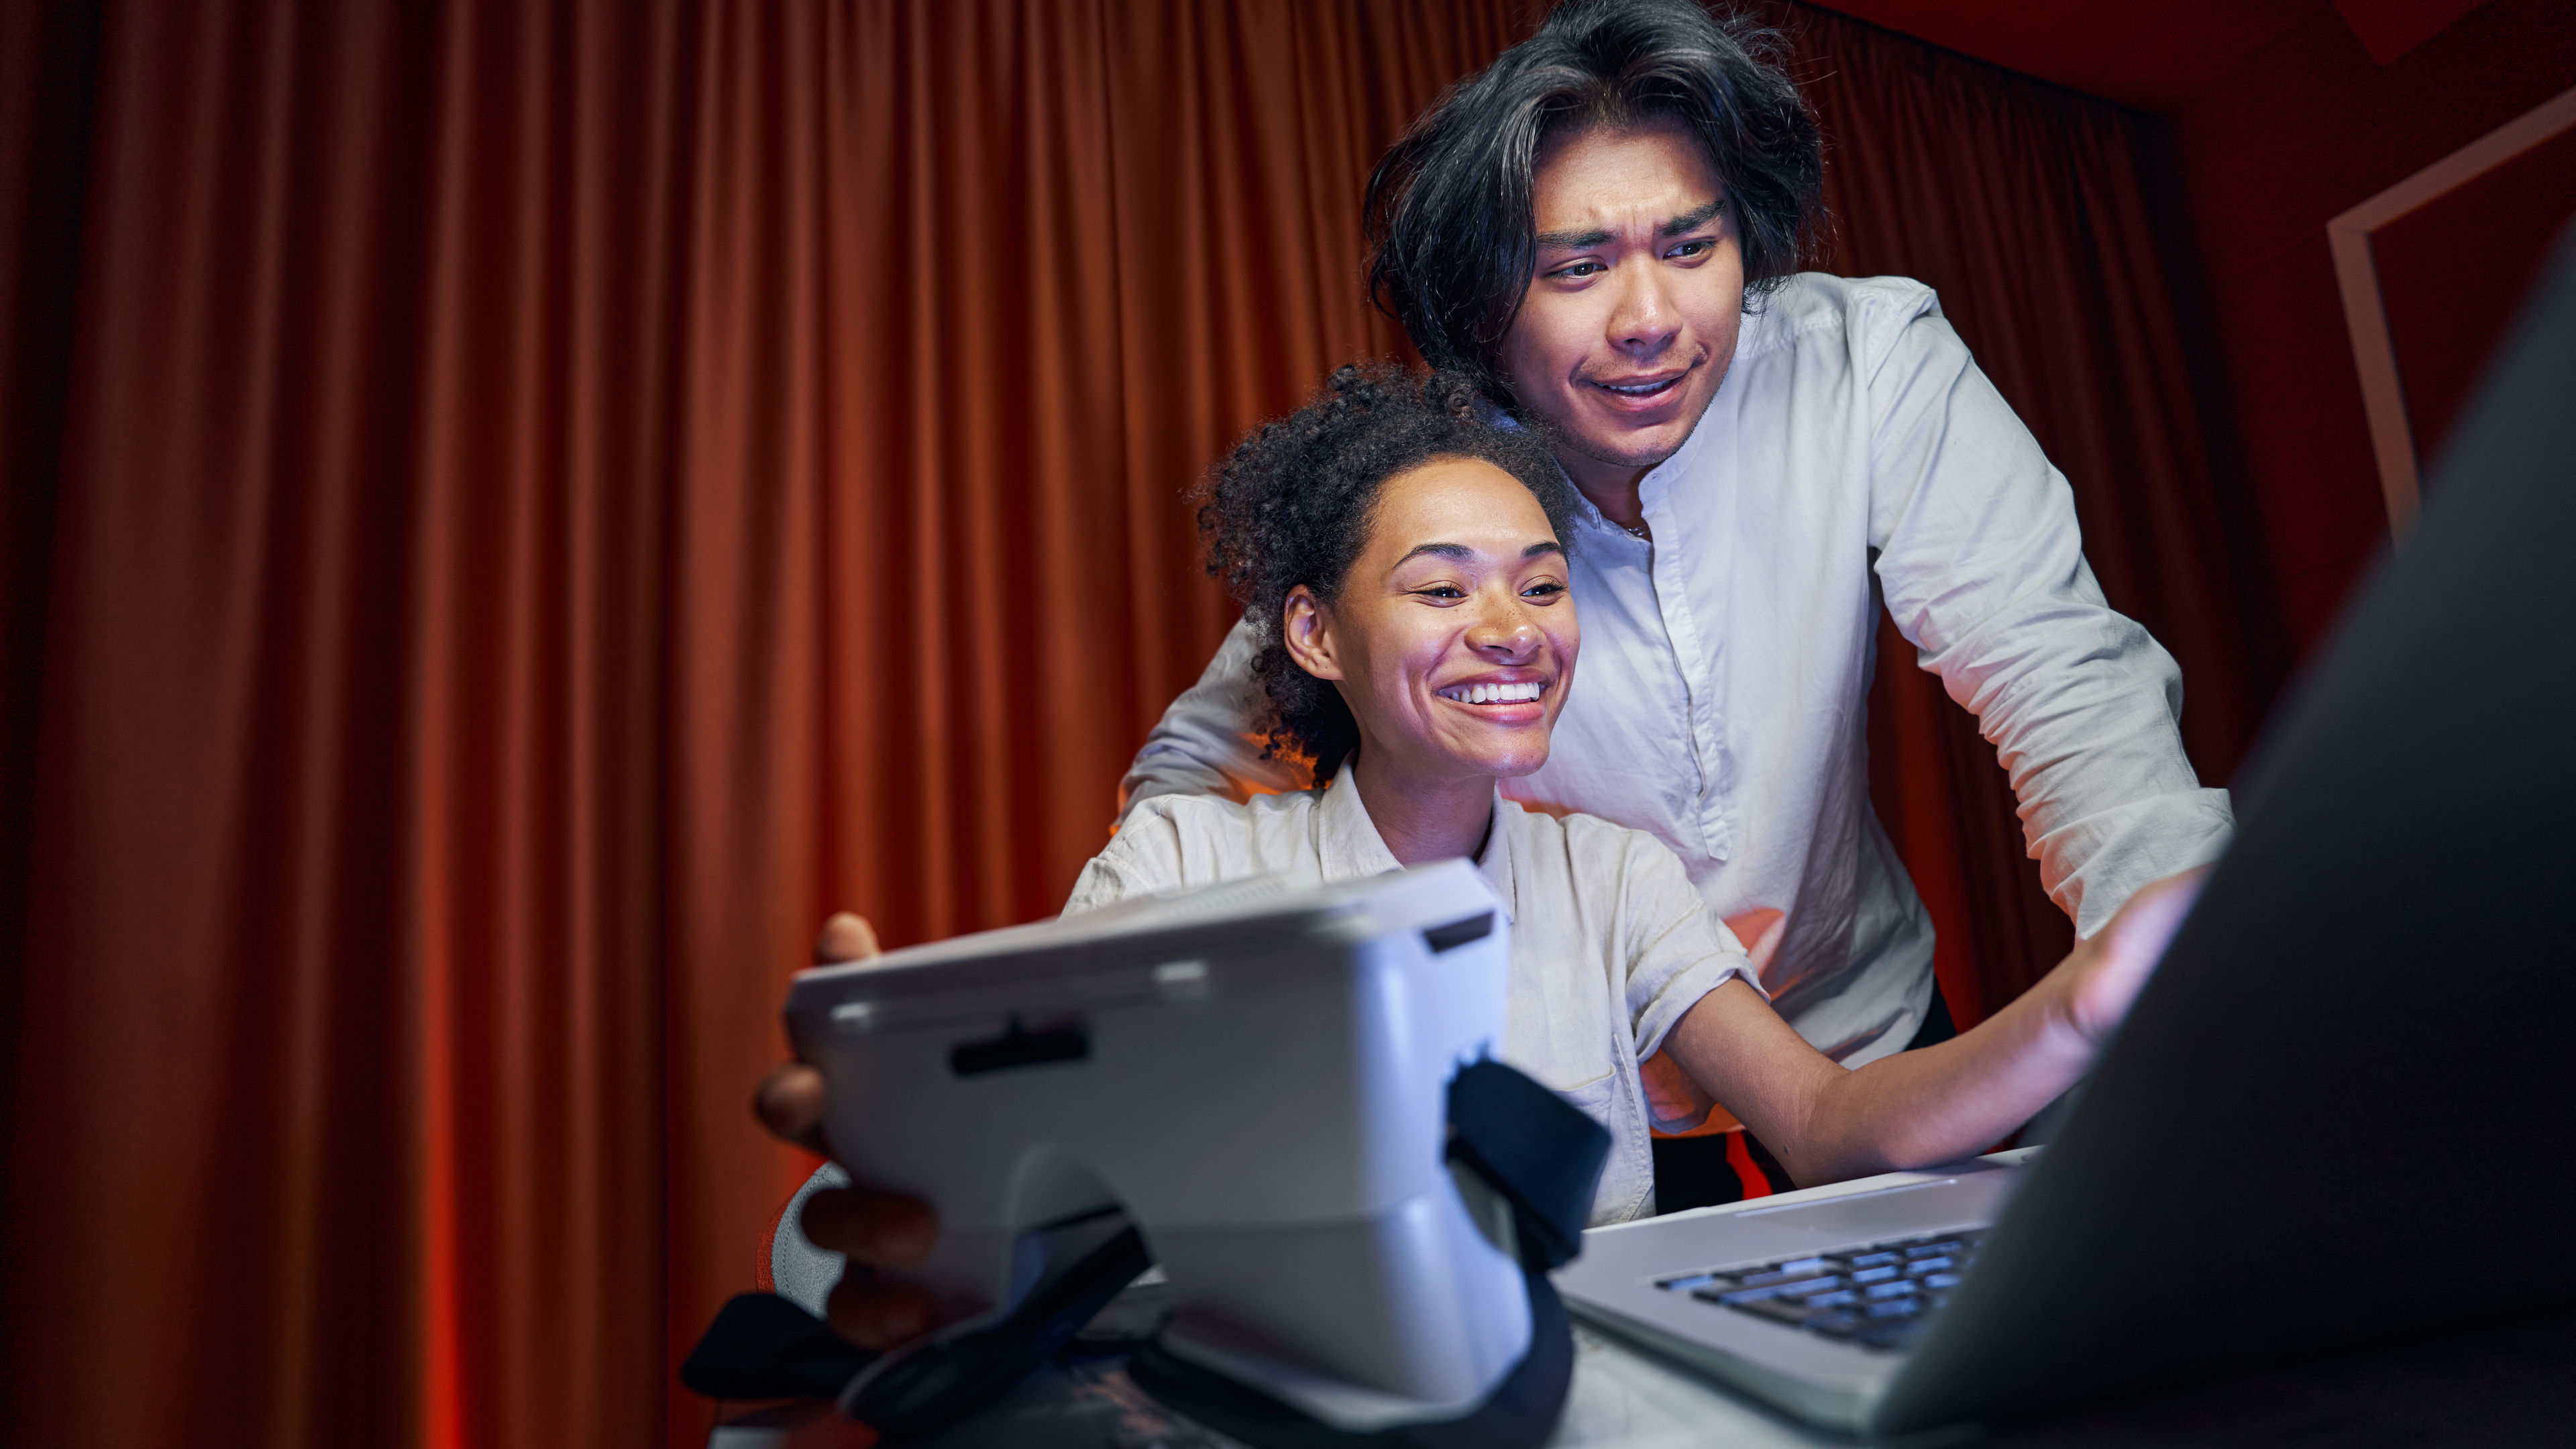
[{"xmin": 0, "ymin": 3, "xmax": 2254, "ymax": 1447}]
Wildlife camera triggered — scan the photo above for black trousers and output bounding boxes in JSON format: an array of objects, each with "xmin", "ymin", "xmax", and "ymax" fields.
[{"xmin": 1649, "ymin": 985, "xmax": 1959, "ymax": 1212}]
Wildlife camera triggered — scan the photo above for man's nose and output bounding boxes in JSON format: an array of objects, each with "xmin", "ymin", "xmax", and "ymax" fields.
[{"xmin": 1607, "ymin": 262, "xmax": 1682, "ymax": 356}]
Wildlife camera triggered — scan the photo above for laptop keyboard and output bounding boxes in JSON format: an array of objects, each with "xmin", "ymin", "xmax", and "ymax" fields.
[{"xmin": 1655, "ymin": 1230, "xmax": 1988, "ymax": 1352}]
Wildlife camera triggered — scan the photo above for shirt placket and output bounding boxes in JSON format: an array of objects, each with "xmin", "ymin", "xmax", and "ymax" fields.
[{"xmin": 1638, "ymin": 468, "xmax": 1734, "ymax": 866}]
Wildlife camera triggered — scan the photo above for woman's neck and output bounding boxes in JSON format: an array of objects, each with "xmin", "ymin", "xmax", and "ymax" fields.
[{"xmin": 1348, "ymin": 747, "xmax": 1495, "ymax": 867}]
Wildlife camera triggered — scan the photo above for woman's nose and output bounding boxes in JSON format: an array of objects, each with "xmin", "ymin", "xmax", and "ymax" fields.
[{"xmin": 1466, "ymin": 603, "xmax": 1542, "ymax": 659}]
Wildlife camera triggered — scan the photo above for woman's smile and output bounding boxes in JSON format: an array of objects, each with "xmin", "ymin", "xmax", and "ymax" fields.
[
  {"xmin": 1283, "ymin": 453, "xmax": 1580, "ymax": 789},
  {"xmin": 1432, "ymin": 673, "xmax": 1552, "ymax": 723}
]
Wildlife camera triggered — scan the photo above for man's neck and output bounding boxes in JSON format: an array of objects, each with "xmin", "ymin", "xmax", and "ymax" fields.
[
  {"xmin": 1558, "ymin": 452, "xmax": 1652, "ymax": 532},
  {"xmin": 1349, "ymin": 749, "xmax": 1495, "ymax": 867}
]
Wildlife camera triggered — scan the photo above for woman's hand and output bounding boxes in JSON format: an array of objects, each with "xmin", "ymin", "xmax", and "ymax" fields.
[
  {"xmin": 2058, "ymin": 869, "xmax": 2209, "ymax": 1049},
  {"xmin": 751, "ymin": 911, "xmax": 945, "ymax": 1350}
]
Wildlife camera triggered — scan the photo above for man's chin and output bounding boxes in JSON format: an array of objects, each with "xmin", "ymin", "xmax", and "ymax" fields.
[
  {"xmin": 1560, "ymin": 387, "xmax": 1718, "ymax": 472},
  {"xmin": 1552, "ymin": 413, "xmax": 1691, "ymax": 474}
]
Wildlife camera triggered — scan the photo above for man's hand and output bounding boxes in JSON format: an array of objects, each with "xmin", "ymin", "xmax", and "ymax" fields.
[
  {"xmin": 2061, "ymin": 869, "xmax": 2209, "ymax": 1048},
  {"xmin": 752, "ymin": 910, "xmax": 943, "ymax": 1349}
]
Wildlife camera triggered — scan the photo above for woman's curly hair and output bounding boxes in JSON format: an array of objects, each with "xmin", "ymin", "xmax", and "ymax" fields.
[{"xmin": 1195, "ymin": 364, "xmax": 1578, "ymax": 782}]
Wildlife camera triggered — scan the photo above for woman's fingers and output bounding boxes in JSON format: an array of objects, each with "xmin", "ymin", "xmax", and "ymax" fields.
[
  {"xmin": 799, "ymin": 1183, "xmax": 938, "ymax": 1271},
  {"xmin": 816, "ymin": 911, "xmax": 881, "ymax": 963},
  {"xmin": 823, "ymin": 1270, "xmax": 940, "ymax": 1351},
  {"xmin": 784, "ymin": 908, "xmax": 939, "ymax": 1352},
  {"xmin": 804, "ymin": 1184, "xmax": 942, "ymax": 1346},
  {"xmin": 756, "ymin": 912, "xmax": 881, "ymax": 1152},
  {"xmin": 754, "ymin": 1062, "xmax": 831, "ymax": 1154}
]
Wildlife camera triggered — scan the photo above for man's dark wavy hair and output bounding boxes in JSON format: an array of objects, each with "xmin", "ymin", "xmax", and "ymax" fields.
[
  {"xmin": 1195, "ymin": 364, "xmax": 1577, "ymax": 782},
  {"xmin": 1365, "ymin": 0, "xmax": 1823, "ymax": 382}
]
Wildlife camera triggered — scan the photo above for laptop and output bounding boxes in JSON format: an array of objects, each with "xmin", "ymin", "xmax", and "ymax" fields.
[{"xmin": 1553, "ymin": 239, "xmax": 2576, "ymax": 1438}]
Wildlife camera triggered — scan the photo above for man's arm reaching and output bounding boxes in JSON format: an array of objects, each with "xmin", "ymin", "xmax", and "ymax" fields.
[
  {"xmin": 1864, "ymin": 289, "xmax": 2233, "ymax": 936},
  {"xmin": 1118, "ymin": 619, "xmax": 1313, "ymax": 820}
]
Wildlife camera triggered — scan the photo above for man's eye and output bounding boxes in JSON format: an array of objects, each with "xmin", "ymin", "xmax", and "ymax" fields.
[
  {"xmin": 1550, "ymin": 261, "xmax": 1603, "ymax": 280},
  {"xmin": 1668, "ymin": 239, "xmax": 1711, "ymax": 260}
]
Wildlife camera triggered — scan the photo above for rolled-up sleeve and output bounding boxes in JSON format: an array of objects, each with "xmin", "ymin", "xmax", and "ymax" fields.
[
  {"xmin": 1863, "ymin": 291, "xmax": 2233, "ymax": 937},
  {"xmin": 1619, "ymin": 837, "xmax": 1766, "ymax": 1061},
  {"xmin": 1118, "ymin": 620, "xmax": 1316, "ymax": 820}
]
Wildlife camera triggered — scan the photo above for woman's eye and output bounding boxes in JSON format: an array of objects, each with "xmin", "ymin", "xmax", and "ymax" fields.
[
  {"xmin": 1523, "ymin": 581, "xmax": 1566, "ymax": 598},
  {"xmin": 1415, "ymin": 585, "xmax": 1466, "ymax": 600}
]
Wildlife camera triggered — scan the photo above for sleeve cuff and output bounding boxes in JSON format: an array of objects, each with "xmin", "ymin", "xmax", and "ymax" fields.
[{"xmin": 1631, "ymin": 951, "xmax": 1765, "ymax": 1063}]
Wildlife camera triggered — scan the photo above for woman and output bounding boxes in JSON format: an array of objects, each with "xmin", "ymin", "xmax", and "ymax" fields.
[{"xmin": 759, "ymin": 366, "xmax": 2198, "ymax": 1345}]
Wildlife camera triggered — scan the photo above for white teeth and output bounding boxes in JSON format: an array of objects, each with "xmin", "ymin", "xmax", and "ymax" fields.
[{"xmin": 1441, "ymin": 681, "xmax": 1544, "ymax": 705}]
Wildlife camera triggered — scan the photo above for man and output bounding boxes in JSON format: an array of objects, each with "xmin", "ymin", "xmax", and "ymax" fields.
[
  {"xmin": 1121, "ymin": 0, "xmax": 2231, "ymax": 1114},
  {"xmin": 757, "ymin": 0, "xmax": 2236, "ymax": 1340}
]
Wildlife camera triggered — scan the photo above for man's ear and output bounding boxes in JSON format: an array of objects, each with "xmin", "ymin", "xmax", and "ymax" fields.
[{"xmin": 1281, "ymin": 586, "xmax": 1344, "ymax": 681}]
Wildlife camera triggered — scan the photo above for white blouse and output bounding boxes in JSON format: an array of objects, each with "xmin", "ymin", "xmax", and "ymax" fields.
[{"xmin": 1065, "ymin": 763, "xmax": 1761, "ymax": 1226}]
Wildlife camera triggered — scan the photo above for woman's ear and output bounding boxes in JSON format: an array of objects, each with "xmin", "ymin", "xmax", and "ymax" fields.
[{"xmin": 1281, "ymin": 586, "xmax": 1344, "ymax": 681}]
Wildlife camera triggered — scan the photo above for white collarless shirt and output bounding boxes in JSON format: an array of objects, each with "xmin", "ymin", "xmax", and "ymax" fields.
[
  {"xmin": 1065, "ymin": 764, "xmax": 1760, "ymax": 1226},
  {"xmin": 1121, "ymin": 274, "xmax": 2234, "ymax": 1065}
]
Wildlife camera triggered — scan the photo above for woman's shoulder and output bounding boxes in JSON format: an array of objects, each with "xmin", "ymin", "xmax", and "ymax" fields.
[
  {"xmin": 1123, "ymin": 785, "xmax": 1323, "ymax": 841},
  {"xmin": 1502, "ymin": 798, "xmax": 1670, "ymax": 856},
  {"xmin": 1068, "ymin": 787, "xmax": 1326, "ymax": 914},
  {"xmin": 1499, "ymin": 800, "xmax": 1699, "ymax": 896}
]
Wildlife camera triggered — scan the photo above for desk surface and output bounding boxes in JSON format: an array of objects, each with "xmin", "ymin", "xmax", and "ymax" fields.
[
  {"xmin": 711, "ymin": 1326, "xmax": 1839, "ymax": 1449},
  {"xmin": 713, "ymin": 1161, "xmax": 2576, "ymax": 1449},
  {"xmin": 714, "ymin": 1310, "xmax": 2576, "ymax": 1449}
]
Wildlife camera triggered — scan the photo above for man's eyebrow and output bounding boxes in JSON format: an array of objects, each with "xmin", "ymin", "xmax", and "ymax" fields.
[
  {"xmin": 1657, "ymin": 199, "xmax": 1725, "ymax": 237},
  {"xmin": 1532, "ymin": 198, "xmax": 1725, "ymax": 252},
  {"xmin": 1533, "ymin": 225, "xmax": 1615, "ymax": 251}
]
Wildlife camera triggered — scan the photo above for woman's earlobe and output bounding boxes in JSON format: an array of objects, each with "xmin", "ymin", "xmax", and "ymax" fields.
[{"xmin": 1282, "ymin": 588, "xmax": 1344, "ymax": 681}]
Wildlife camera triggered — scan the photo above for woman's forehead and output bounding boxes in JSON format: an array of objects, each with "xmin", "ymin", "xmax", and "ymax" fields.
[{"xmin": 1369, "ymin": 456, "xmax": 1555, "ymax": 553}]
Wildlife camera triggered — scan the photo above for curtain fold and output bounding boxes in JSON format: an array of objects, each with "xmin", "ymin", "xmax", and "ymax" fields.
[{"xmin": 0, "ymin": 4, "xmax": 2257, "ymax": 1447}]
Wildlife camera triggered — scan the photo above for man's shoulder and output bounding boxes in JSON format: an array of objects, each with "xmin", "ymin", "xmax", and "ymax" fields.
[{"xmin": 1742, "ymin": 272, "xmax": 1944, "ymax": 364}]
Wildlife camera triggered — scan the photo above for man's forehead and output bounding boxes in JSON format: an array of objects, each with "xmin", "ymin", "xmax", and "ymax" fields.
[
  {"xmin": 1535, "ymin": 198, "xmax": 1724, "ymax": 252},
  {"xmin": 1529, "ymin": 124, "xmax": 1725, "ymax": 242}
]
